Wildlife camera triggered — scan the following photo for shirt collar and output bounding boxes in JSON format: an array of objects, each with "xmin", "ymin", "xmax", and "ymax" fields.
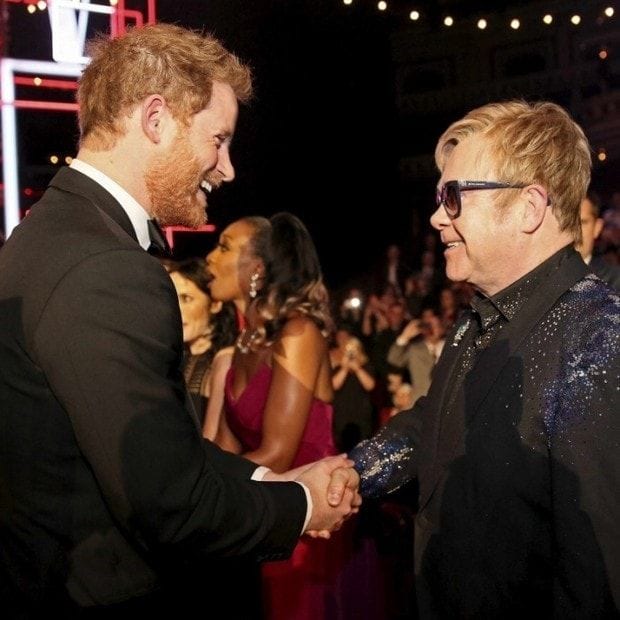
[
  {"xmin": 470, "ymin": 244, "xmax": 575, "ymax": 330},
  {"xmin": 70, "ymin": 159, "xmax": 151, "ymax": 250}
]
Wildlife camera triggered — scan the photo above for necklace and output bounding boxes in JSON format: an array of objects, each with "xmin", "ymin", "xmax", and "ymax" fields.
[{"xmin": 236, "ymin": 327, "xmax": 261, "ymax": 354}]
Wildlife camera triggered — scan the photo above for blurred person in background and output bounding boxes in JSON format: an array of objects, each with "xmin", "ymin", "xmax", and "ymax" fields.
[
  {"xmin": 331, "ymin": 330, "xmax": 376, "ymax": 453},
  {"xmin": 379, "ymin": 382, "xmax": 415, "ymax": 426},
  {"xmin": 437, "ymin": 286, "xmax": 458, "ymax": 329},
  {"xmin": 338, "ymin": 287, "xmax": 365, "ymax": 338},
  {"xmin": 391, "ymin": 383, "xmax": 416, "ymax": 416},
  {"xmin": 575, "ymin": 191, "xmax": 620, "ymax": 290},
  {"xmin": 387, "ymin": 308, "xmax": 446, "ymax": 407},
  {"xmin": 403, "ymin": 274, "xmax": 425, "ymax": 319},
  {"xmin": 168, "ymin": 258, "xmax": 237, "ymax": 439},
  {"xmin": 372, "ymin": 243, "xmax": 410, "ymax": 298},
  {"xmin": 377, "ymin": 366, "xmax": 409, "ymax": 427}
]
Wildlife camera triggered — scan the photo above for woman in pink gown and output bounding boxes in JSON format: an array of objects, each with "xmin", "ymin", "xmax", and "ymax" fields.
[{"xmin": 207, "ymin": 212, "xmax": 346, "ymax": 619}]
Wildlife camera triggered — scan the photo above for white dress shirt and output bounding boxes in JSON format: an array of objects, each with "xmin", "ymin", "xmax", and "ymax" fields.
[{"xmin": 70, "ymin": 159, "xmax": 151, "ymax": 250}]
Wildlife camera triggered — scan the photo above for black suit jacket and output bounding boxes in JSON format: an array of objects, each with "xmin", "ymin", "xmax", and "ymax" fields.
[
  {"xmin": 0, "ymin": 168, "xmax": 306, "ymax": 613},
  {"xmin": 352, "ymin": 249, "xmax": 620, "ymax": 617}
]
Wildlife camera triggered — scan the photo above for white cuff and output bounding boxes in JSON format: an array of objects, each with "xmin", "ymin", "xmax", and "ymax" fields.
[
  {"xmin": 251, "ymin": 465, "xmax": 271, "ymax": 481},
  {"xmin": 252, "ymin": 467, "xmax": 312, "ymax": 533},
  {"xmin": 296, "ymin": 481, "xmax": 313, "ymax": 533}
]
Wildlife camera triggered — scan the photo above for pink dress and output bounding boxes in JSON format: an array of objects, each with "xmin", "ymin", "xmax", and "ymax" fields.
[{"xmin": 225, "ymin": 362, "xmax": 346, "ymax": 619}]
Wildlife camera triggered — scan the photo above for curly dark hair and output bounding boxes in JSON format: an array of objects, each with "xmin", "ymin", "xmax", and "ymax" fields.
[{"xmin": 241, "ymin": 213, "xmax": 333, "ymax": 349}]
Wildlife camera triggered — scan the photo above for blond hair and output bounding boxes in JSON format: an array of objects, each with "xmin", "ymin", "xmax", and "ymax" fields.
[
  {"xmin": 435, "ymin": 101, "xmax": 591, "ymax": 241},
  {"xmin": 78, "ymin": 24, "xmax": 252, "ymax": 148}
]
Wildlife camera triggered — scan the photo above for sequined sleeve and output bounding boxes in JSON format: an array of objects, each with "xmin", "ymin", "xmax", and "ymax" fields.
[
  {"xmin": 544, "ymin": 279, "xmax": 620, "ymax": 609},
  {"xmin": 349, "ymin": 404, "xmax": 425, "ymax": 498}
]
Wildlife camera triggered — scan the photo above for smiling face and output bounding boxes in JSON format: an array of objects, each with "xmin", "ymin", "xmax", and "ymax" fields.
[
  {"xmin": 169, "ymin": 271, "xmax": 211, "ymax": 345},
  {"xmin": 146, "ymin": 81, "xmax": 238, "ymax": 227},
  {"xmin": 206, "ymin": 219, "xmax": 260, "ymax": 312},
  {"xmin": 430, "ymin": 135, "xmax": 525, "ymax": 296}
]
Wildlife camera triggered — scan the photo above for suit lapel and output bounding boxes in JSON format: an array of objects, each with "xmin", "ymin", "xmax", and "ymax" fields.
[
  {"xmin": 429, "ymin": 315, "xmax": 473, "ymax": 413},
  {"xmin": 49, "ymin": 167, "xmax": 139, "ymax": 245},
  {"xmin": 420, "ymin": 251, "xmax": 588, "ymax": 509},
  {"xmin": 48, "ymin": 168, "xmax": 204, "ymax": 434},
  {"xmin": 415, "ymin": 312, "xmax": 474, "ymax": 487}
]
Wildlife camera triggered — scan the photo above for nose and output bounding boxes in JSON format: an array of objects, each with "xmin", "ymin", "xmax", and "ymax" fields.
[
  {"xmin": 217, "ymin": 146, "xmax": 235, "ymax": 183},
  {"xmin": 205, "ymin": 250, "xmax": 218, "ymax": 276},
  {"xmin": 430, "ymin": 202, "xmax": 451, "ymax": 231}
]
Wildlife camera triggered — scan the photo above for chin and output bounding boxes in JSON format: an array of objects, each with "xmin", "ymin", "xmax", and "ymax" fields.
[
  {"xmin": 446, "ymin": 252, "xmax": 473, "ymax": 282},
  {"xmin": 445, "ymin": 267, "xmax": 470, "ymax": 285},
  {"xmin": 444, "ymin": 261, "xmax": 461, "ymax": 283},
  {"xmin": 208, "ymin": 282, "xmax": 219, "ymax": 299},
  {"xmin": 151, "ymin": 191, "xmax": 206, "ymax": 227},
  {"xmin": 177, "ymin": 203, "xmax": 207, "ymax": 229},
  {"xmin": 190, "ymin": 209, "xmax": 207, "ymax": 228}
]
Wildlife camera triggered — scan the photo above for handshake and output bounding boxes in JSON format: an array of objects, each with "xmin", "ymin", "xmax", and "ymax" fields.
[{"xmin": 264, "ymin": 455, "xmax": 361, "ymax": 536}]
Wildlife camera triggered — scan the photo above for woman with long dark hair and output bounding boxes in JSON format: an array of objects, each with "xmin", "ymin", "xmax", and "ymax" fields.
[{"xmin": 207, "ymin": 212, "xmax": 341, "ymax": 619}]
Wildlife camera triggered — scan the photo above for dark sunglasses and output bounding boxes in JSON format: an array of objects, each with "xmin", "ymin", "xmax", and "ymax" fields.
[{"xmin": 436, "ymin": 180, "xmax": 527, "ymax": 219}]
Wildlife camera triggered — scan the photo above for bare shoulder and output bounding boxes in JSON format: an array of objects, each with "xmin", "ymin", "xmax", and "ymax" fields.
[
  {"xmin": 276, "ymin": 316, "xmax": 327, "ymax": 355},
  {"xmin": 213, "ymin": 346, "xmax": 234, "ymax": 362},
  {"xmin": 280, "ymin": 316, "xmax": 324, "ymax": 340}
]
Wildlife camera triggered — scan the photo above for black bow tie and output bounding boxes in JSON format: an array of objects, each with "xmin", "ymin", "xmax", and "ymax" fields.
[{"xmin": 147, "ymin": 219, "xmax": 171, "ymax": 257}]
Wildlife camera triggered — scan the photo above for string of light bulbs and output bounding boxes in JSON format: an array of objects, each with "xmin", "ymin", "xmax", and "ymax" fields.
[{"xmin": 341, "ymin": 1, "xmax": 615, "ymax": 32}]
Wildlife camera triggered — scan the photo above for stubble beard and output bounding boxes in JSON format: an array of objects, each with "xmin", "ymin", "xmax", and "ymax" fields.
[{"xmin": 145, "ymin": 132, "xmax": 208, "ymax": 228}]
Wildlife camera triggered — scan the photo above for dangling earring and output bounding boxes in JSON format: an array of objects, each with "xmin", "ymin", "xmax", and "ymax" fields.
[{"xmin": 249, "ymin": 272, "xmax": 259, "ymax": 299}]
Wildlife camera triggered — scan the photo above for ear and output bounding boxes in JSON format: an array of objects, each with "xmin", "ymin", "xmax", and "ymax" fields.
[
  {"xmin": 593, "ymin": 217, "xmax": 604, "ymax": 241},
  {"xmin": 251, "ymin": 259, "xmax": 266, "ymax": 279},
  {"xmin": 209, "ymin": 300, "xmax": 223, "ymax": 315},
  {"xmin": 521, "ymin": 184, "xmax": 549, "ymax": 234},
  {"xmin": 141, "ymin": 94, "xmax": 167, "ymax": 144}
]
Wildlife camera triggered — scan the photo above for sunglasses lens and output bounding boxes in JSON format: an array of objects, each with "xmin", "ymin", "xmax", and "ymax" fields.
[
  {"xmin": 445, "ymin": 185, "xmax": 458, "ymax": 218},
  {"xmin": 437, "ymin": 184, "xmax": 460, "ymax": 218}
]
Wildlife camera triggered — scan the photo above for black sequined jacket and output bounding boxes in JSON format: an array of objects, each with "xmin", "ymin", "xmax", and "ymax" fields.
[{"xmin": 351, "ymin": 246, "xmax": 620, "ymax": 618}]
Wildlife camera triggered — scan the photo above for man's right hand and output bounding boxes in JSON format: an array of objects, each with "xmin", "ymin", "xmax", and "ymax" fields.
[
  {"xmin": 399, "ymin": 319, "xmax": 423, "ymax": 343},
  {"xmin": 296, "ymin": 455, "xmax": 361, "ymax": 535}
]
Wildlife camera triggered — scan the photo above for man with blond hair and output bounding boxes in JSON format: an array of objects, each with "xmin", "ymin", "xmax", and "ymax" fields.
[
  {"xmin": 0, "ymin": 24, "xmax": 358, "ymax": 616},
  {"xmin": 329, "ymin": 100, "xmax": 619, "ymax": 616}
]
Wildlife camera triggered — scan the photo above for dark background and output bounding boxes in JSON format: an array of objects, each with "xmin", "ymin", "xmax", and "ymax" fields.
[{"xmin": 4, "ymin": 0, "xmax": 619, "ymax": 291}]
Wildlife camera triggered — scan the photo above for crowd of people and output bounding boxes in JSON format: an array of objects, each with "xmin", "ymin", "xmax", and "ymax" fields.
[{"xmin": 0, "ymin": 21, "xmax": 618, "ymax": 620}]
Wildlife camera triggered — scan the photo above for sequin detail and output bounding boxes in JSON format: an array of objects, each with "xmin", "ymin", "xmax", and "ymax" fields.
[
  {"xmin": 350, "ymin": 431, "xmax": 415, "ymax": 498},
  {"xmin": 543, "ymin": 275, "xmax": 620, "ymax": 443},
  {"xmin": 452, "ymin": 319, "xmax": 470, "ymax": 347}
]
